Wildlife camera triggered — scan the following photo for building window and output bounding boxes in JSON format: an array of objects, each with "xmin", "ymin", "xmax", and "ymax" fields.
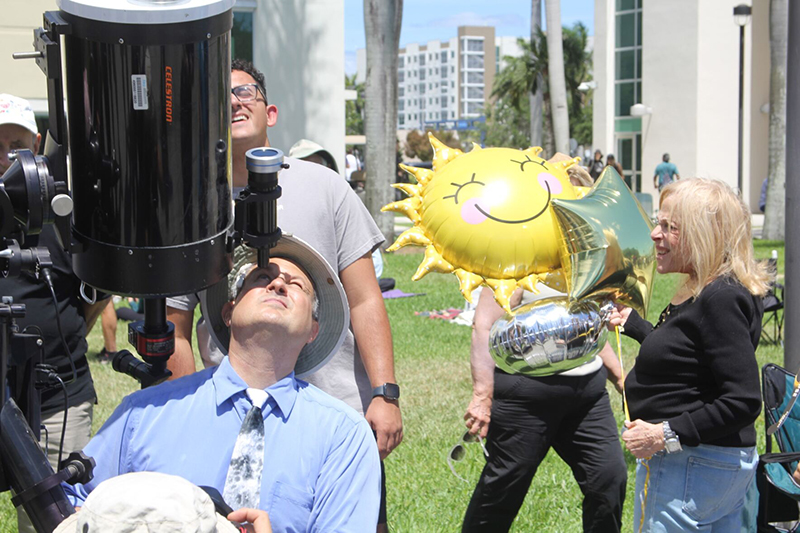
[
  {"xmin": 614, "ymin": 0, "xmax": 642, "ymax": 118},
  {"xmin": 419, "ymin": 54, "xmax": 426, "ymax": 66},
  {"xmin": 398, "ymin": 71, "xmax": 404, "ymax": 83},
  {"xmin": 399, "ymin": 100, "xmax": 405, "ymax": 111},
  {"xmin": 441, "ymin": 51, "xmax": 448, "ymax": 63},
  {"xmin": 232, "ymin": 11, "xmax": 253, "ymax": 62},
  {"xmin": 399, "ymin": 114, "xmax": 405, "ymax": 126},
  {"xmin": 466, "ymin": 86, "xmax": 483, "ymax": 99},
  {"xmin": 466, "ymin": 39, "xmax": 484, "ymax": 52},
  {"xmin": 466, "ymin": 71, "xmax": 483, "ymax": 84},
  {"xmin": 399, "ymin": 56, "xmax": 404, "ymax": 68},
  {"xmin": 399, "ymin": 86, "xmax": 404, "ymax": 97},
  {"xmin": 466, "ymin": 55, "xmax": 484, "ymax": 69}
]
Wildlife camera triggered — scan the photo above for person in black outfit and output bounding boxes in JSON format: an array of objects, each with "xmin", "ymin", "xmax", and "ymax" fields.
[
  {"xmin": 0, "ymin": 93, "xmax": 107, "ymax": 532},
  {"xmin": 460, "ymin": 153, "xmax": 627, "ymax": 533},
  {"xmin": 608, "ymin": 177, "xmax": 769, "ymax": 532}
]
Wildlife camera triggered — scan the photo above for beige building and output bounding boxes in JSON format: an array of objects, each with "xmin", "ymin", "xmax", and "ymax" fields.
[
  {"xmin": 357, "ymin": 26, "xmax": 523, "ymax": 131},
  {"xmin": 1, "ymin": 0, "xmax": 347, "ymax": 170},
  {"xmin": 592, "ymin": 0, "xmax": 768, "ymax": 212}
]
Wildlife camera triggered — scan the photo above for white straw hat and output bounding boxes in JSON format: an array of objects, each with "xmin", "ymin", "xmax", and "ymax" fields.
[
  {"xmin": 200, "ymin": 233, "xmax": 349, "ymax": 378},
  {"xmin": 53, "ymin": 472, "xmax": 239, "ymax": 533}
]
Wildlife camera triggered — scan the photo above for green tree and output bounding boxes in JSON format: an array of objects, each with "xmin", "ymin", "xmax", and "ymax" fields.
[
  {"xmin": 345, "ymin": 73, "xmax": 365, "ymax": 136},
  {"xmin": 404, "ymin": 129, "xmax": 459, "ymax": 161},
  {"xmin": 492, "ymin": 23, "xmax": 592, "ymax": 153}
]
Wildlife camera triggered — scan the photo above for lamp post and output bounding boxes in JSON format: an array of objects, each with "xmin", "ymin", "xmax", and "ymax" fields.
[{"xmin": 734, "ymin": 4, "xmax": 752, "ymax": 196}]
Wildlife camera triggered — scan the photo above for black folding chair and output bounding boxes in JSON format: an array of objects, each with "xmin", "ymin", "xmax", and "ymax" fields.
[
  {"xmin": 758, "ymin": 364, "xmax": 800, "ymax": 532},
  {"xmin": 762, "ymin": 257, "xmax": 784, "ymax": 346}
]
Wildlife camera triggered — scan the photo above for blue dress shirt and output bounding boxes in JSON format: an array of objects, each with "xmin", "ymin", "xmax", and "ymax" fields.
[{"xmin": 65, "ymin": 357, "xmax": 380, "ymax": 532}]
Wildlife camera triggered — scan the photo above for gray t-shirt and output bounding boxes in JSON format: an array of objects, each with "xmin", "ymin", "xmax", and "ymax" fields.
[{"xmin": 168, "ymin": 156, "xmax": 384, "ymax": 414}]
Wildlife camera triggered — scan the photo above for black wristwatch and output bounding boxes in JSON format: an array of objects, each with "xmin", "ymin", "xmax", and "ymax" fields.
[{"xmin": 372, "ymin": 383, "xmax": 400, "ymax": 401}]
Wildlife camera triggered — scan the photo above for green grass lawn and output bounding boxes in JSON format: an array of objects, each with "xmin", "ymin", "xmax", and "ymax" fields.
[{"xmin": 0, "ymin": 240, "xmax": 787, "ymax": 532}]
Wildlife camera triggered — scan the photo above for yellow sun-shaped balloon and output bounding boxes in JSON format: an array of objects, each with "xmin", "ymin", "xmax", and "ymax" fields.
[{"xmin": 383, "ymin": 134, "xmax": 582, "ymax": 312}]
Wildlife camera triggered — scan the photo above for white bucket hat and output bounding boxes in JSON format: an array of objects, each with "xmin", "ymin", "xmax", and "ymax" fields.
[
  {"xmin": 0, "ymin": 94, "xmax": 38, "ymax": 135},
  {"xmin": 53, "ymin": 472, "xmax": 238, "ymax": 532},
  {"xmin": 287, "ymin": 139, "xmax": 339, "ymax": 173},
  {"xmin": 200, "ymin": 233, "xmax": 349, "ymax": 378}
]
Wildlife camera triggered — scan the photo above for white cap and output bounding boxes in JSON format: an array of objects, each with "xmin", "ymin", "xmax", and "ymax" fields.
[
  {"xmin": 53, "ymin": 472, "xmax": 239, "ymax": 533},
  {"xmin": 0, "ymin": 94, "xmax": 38, "ymax": 135}
]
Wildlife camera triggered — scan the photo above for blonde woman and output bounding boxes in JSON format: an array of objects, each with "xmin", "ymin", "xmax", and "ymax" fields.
[{"xmin": 608, "ymin": 178, "xmax": 769, "ymax": 531}]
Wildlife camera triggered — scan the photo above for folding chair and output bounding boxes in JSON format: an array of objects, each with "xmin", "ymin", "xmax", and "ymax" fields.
[
  {"xmin": 758, "ymin": 364, "xmax": 800, "ymax": 532},
  {"xmin": 762, "ymin": 257, "xmax": 784, "ymax": 346}
]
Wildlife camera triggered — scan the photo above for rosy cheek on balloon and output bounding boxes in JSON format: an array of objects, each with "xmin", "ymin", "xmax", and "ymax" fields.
[
  {"xmin": 461, "ymin": 197, "xmax": 489, "ymax": 225},
  {"xmin": 538, "ymin": 173, "xmax": 563, "ymax": 195}
]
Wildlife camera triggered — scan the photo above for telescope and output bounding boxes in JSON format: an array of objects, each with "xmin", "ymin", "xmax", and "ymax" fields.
[{"xmin": 1, "ymin": 0, "xmax": 284, "ymax": 529}]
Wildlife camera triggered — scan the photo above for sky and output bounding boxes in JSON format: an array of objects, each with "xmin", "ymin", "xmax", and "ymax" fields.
[{"xmin": 344, "ymin": 0, "xmax": 595, "ymax": 75}]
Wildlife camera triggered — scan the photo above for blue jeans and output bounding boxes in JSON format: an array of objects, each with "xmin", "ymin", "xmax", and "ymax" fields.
[{"xmin": 633, "ymin": 444, "xmax": 758, "ymax": 532}]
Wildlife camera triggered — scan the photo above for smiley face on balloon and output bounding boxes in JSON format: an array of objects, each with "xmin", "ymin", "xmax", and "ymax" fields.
[{"xmin": 382, "ymin": 134, "xmax": 582, "ymax": 311}]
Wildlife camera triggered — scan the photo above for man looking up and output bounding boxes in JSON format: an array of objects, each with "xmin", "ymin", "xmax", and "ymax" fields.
[
  {"xmin": 167, "ymin": 60, "xmax": 400, "ymax": 530},
  {"xmin": 67, "ymin": 235, "xmax": 381, "ymax": 531}
]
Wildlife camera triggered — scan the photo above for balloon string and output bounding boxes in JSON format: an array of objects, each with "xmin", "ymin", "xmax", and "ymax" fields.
[
  {"xmin": 615, "ymin": 325, "xmax": 630, "ymax": 422},
  {"xmin": 615, "ymin": 325, "xmax": 649, "ymax": 533}
]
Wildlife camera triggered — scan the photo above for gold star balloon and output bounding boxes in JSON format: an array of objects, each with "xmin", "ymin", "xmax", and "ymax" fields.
[
  {"xmin": 550, "ymin": 166, "xmax": 656, "ymax": 317},
  {"xmin": 382, "ymin": 134, "xmax": 582, "ymax": 312}
]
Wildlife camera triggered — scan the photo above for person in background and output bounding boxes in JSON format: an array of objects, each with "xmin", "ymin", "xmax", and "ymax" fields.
[
  {"xmin": 653, "ymin": 153, "xmax": 680, "ymax": 192},
  {"xmin": 608, "ymin": 178, "xmax": 767, "ymax": 531},
  {"xmin": 588, "ymin": 149, "xmax": 605, "ymax": 181},
  {"xmin": 461, "ymin": 154, "xmax": 627, "ymax": 533},
  {"xmin": 345, "ymin": 148, "xmax": 359, "ymax": 183},
  {"xmin": 0, "ymin": 93, "xmax": 107, "ymax": 532},
  {"xmin": 288, "ymin": 139, "xmax": 339, "ymax": 173},
  {"xmin": 606, "ymin": 153, "xmax": 624, "ymax": 179}
]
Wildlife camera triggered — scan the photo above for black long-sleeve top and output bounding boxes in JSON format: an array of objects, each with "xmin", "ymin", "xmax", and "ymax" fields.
[{"xmin": 623, "ymin": 276, "xmax": 763, "ymax": 447}]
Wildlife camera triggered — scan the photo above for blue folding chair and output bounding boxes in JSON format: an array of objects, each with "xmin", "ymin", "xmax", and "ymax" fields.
[{"xmin": 758, "ymin": 364, "xmax": 800, "ymax": 532}]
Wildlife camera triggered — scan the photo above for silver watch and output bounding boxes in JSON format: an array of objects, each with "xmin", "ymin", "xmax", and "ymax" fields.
[{"xmin": 662, "ymin": 421, "xmax": 682, "ymax": 453}]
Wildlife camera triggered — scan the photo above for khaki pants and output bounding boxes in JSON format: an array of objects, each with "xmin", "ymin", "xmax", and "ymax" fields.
[{"xmin": 16, "ymin": 401, "xmax": 93, "ymax": 533}]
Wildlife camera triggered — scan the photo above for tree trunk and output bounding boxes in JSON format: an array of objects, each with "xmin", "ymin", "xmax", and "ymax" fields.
[
  {"xmin": 363, "ymin": 0, "xmax": 403, "ymax": 246},
  {"xmin": 543, "ymin": 93, "xmax": 555, "ymax": 157},
  {"xmin": 544, "ymin": 0, "xmax": 570, "ymax": 154},
  {"xmin": 530, "ymin": 0, "xmax": 544, "ymax": 148},
  {"xmin": 764, "ymin": 0, "xmax": 787, "ymax": 239}
]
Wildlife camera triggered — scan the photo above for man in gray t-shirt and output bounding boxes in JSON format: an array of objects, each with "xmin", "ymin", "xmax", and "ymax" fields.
[{"xmin": 166, "ymin": 61, "xmax": 403, "ymax": 483}]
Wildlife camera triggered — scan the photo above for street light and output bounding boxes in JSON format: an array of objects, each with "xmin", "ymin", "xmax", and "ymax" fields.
[{"xmin": 734, "ymin": 4, "xmax": 752, "ymax": 196}]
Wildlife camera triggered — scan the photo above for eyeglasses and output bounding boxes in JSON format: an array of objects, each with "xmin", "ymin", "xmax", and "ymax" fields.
[
  {"xmin": 447, "ymin": 430, "xmax": 489, "ymax": 482},
  {"xmin": 231, "ymin": 83, "xmax": 267, "ymax": 104}
]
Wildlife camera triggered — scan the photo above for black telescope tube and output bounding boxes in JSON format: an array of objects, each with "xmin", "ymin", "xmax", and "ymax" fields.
[{"xmin": 0, "ymin": 399, "xmax": 74, "ymax": 532}]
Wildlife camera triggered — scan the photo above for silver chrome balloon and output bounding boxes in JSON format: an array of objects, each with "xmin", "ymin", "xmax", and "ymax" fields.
[{"xmin": 489, "ymin": 297, "xmax": 611, "ymax": 377}]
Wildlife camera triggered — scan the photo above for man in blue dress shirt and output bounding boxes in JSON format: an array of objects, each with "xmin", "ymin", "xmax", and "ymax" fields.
[{"xmin": 65, "ymin": 235, "xmax": 381, "ymax": 532}]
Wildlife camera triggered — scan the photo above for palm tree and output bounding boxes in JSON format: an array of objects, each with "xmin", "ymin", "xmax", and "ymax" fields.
[
  {"xmin": 492, "ymin": 36, "xmax": 554, "ymax": 155},
  {"xmin": 544, "ymin": 0, "xmax": 570, "ymax": 154},
  {"xmin": 764, "ymin": 0, "xmax": 787, "ymax": 239},
  {"xmin": 492, "ymin": 24, "xmax": 591, "ymax": 155},
  {"xmin": 363, "ymin": 0, "xmax": 403, "ymax": 244},
  {"xmin": 345, "ymin": 73, "xmax": 365, "ymax": 136},
  {"xmin": 530, "ymin": 0, "xmax": 544, "ymax": 148}
]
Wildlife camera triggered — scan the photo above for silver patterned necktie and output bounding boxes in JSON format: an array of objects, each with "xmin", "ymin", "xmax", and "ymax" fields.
[{"xmin": 223, "ymin": 388, "xmax": 267, "ymax": 510}]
